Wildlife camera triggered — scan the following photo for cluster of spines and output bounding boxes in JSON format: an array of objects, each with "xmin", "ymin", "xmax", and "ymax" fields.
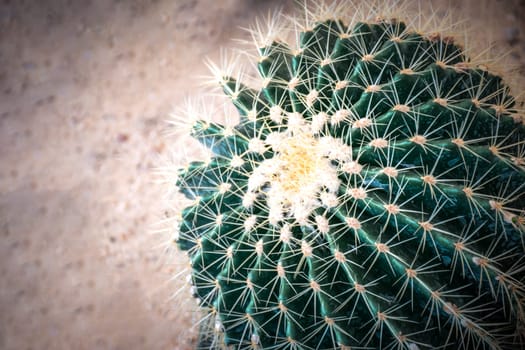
[{"xmin": 172, "ymin": 3, "xmax": 525, "ymax": 350}]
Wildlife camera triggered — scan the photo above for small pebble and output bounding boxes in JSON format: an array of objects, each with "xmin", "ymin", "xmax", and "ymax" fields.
[
  {"xmin": 504, "ymin": 26, "xmax": 520, "ymax": 45},
  {"xmin": 117, "ymin": 133, "xmax": 129, "ymax": 143}
]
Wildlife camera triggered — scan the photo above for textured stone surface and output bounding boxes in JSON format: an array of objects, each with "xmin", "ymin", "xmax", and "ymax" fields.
[{"xmin": 0, "ymin": 0, "xmax": 523, "ymax": 349}]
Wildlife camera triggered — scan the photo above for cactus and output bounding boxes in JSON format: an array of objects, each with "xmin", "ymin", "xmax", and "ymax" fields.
[{"xmin": 171, "ymin": 2, "xmax": 525, "ymax": 349}]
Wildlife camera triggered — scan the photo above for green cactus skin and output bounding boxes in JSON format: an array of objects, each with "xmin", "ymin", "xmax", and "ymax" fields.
[{"xmin": 173, "ymin": 7, "xmax": 525, "ymax": 350}]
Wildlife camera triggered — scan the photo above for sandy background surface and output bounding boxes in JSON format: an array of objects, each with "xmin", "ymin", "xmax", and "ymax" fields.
[{"xmin": 0, "ymin": 1, "xmax": 523, "ymax": 349}]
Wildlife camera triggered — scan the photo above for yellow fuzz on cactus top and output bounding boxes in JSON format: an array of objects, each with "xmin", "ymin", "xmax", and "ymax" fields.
[{"xmin": 245, "ymin": 121, "xmax": 346, "ymax": 226}]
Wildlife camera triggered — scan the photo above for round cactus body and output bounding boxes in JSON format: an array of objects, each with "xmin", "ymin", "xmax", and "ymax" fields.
[{"xmin": 173, "ymin": 5, "xmax": 525, "ymax": 350}]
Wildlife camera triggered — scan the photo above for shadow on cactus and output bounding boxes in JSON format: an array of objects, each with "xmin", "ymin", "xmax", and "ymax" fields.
[{"xmin": 172, "ymin": 2, "xmax": 525, "ymax": 349}]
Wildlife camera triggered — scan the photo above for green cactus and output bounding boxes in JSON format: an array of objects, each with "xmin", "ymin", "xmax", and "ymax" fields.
[{"xmin": 172, "ymin": 3, "xmax": 525, "ymax": 349}]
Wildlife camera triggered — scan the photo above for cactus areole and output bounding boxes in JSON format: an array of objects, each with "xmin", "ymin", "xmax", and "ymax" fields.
[{"xmin": 174, "ymin": 7, "xmax": 525, "ymax": 350}]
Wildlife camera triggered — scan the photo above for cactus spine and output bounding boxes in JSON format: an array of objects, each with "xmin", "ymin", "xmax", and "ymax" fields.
[{"xmin": 171, "ymin": 2, "xmax": 525, "ymax": 349}]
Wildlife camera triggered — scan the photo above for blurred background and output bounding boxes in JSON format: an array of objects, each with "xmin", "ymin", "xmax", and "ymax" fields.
[{"xmin": 0, "ymin": 0, "xmax": 523, "ymax": 349}]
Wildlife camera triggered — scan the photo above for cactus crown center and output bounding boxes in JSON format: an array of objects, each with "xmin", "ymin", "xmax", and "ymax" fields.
[
  {"xmin": 274, "ymin": 133, "xmax": 324, "ymax": 193},
  {"xmin": 251, "ymin": 130, "xmax": 340, "ymax": 225}
]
